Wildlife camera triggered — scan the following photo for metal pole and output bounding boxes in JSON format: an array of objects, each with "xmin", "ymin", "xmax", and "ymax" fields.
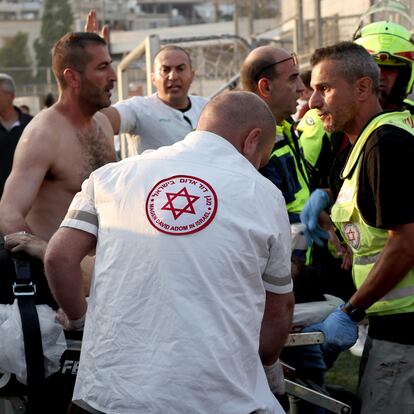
[
  {"xmin": 101, "ymin": 0, "xmax": 106, "ymax": 25},
  {"xmin": 233, "ymin": 0, "xmax": 239, "ymax": 37},
  {"xmin": 145, "ymin": 35, "xmax": 161, "ymax": 95},
  {"xmin": 314, "ymin": 0, "xmax": 322, "ymax": 48},
  {"xmin": 247, "ymin": 0, "xmax": 254, "ymax": 41},
  {"xmin": 293, "ymin": 18, "xmax": 298, "ymax": 53},
  {"xmin": 116, "ymin": 35, "xmax": 160, "ymax": 100},
  {"xmin": 213, "ymin": 0, "xmax": 220, "ymax": 22},
  {"xmin": 296, "ymin": 0, "xmax": 304, "ymax": 53},
  {"xmin": 46, "ymin": 68, "xmax": 52, "ymax": 93}
]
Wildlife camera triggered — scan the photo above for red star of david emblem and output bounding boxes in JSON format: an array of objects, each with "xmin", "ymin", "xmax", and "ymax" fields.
[
  {"xmin": 161, "ymin": 187, "xmax": 200, "ymax": 220},
  {"xmin": 345, "ymin": 227, "xmax": 357, "ymax": 241}
]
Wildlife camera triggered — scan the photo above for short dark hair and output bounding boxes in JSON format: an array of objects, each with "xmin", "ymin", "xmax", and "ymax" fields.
[
  {"xmin": 153, "ymin": 45, "xmax": 192, "ymax": 70},
  {"xmin": 311, "ymin": 41, "xmax": 380, "ymax": 94},
  {"xmin": 52, "ymin": 32, "xmax": 107, "ymax": 89},
  {"xmin": 300, "ymin": 70, "xmax": 312, "ymax": 89}
]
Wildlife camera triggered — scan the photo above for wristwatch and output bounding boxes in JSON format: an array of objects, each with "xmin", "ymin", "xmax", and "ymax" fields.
[{"xmin": 342, "ymin": 302, "xmax": 366, "ymax": 322}]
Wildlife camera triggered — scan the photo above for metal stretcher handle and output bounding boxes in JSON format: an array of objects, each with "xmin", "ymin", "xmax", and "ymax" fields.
[
  {"xmin": 284, "ymin": 379, "xmax": 352, "ymax": 414},
  {"xmin": 285, "ymin": 332, "xmax": 324, "ymax": 346}
]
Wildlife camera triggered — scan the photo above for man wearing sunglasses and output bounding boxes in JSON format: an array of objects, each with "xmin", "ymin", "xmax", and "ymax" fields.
[
  {"xmin": 241, "ymin": 47, "xmax": 309, "ymax": 228},
  {"xmin": 241, "ymin": 47, "xmax": 338, "ymax": 257}
]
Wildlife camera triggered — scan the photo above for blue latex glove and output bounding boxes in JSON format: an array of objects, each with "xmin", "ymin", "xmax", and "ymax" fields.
[
  {"xmin": 302, "ymin": 305, "xmax": 358, "ymax": 354},
  {"xmin": 300, "ymin": 189, "xmax": 330, "ymax": 246}
]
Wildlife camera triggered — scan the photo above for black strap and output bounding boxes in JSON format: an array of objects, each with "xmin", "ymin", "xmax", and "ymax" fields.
[{"xmin": 13, "ymin": 257, "xmax": 45, "ymax": 412}]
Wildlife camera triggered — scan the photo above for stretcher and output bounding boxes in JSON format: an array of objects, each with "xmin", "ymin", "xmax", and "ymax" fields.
[{"xmin": 283, "ymin": 332, "xmax": 353, "ymax": 414}]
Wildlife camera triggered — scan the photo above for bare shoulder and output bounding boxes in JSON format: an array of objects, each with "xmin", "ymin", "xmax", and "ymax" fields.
[
  {"xmin": 20, "ymin": 107, "xmax": 60, "ymax": 139},
  {"xmin": 15, "ymin": 107, "xmax": 65, "ymax": 159},
  {"xmin": 94, "ymin": 110, "xmax": 114, "ymax": 138}
]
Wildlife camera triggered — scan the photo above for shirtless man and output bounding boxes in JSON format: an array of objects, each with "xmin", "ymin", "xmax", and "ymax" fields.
[{"xmin": 0, "ymin": 31, "xmax": 116, "ymax": 281}]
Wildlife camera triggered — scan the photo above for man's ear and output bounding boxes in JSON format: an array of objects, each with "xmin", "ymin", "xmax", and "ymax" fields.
[
  {"xmin": 257, "ymin": 78, "xmax": 272, "ymax": 99},
  {"xmin": 355, "ymin": 76, "xmax": 373, "ymax": 100},
  {"xmin": 242, "ymin": 127, "xmax": 262, "ymax": 163},
  {"xmin": 63, "ymin": 68, "xmax": 81, "ymax": 88}
]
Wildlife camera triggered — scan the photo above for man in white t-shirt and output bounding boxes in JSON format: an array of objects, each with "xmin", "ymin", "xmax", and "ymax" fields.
[
  {"xmin": 102, "ymin": 45, "xmax": 208, "ymax": 153},
  {"xmin": 45, "ymin": 91, "xmax": 293, "ymax": 414}
]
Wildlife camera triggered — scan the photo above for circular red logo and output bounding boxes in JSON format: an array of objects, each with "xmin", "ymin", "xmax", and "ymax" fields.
[{"xmin": 146, "ymin": 175, "xmax": 218, "ymax": 235}]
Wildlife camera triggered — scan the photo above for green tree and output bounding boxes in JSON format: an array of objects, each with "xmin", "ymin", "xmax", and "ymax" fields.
[
  {"xmin": 34, "ymin": 0, "xmax": 73, "ymax": 72},
  {"xmin": 0, "ymin": 32, "xmax": 33, "ymax": 84}
]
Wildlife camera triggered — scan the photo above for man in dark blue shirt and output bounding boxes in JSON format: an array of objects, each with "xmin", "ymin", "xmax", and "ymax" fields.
[{"xmin": 0, "ymin": 73, "xmax": 32, "ymax": 198}]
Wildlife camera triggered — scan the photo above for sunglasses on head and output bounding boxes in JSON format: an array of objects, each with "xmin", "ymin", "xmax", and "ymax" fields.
[{"xmin": 254, "ymin": 53, "xmax": 298, "ymax": 82}]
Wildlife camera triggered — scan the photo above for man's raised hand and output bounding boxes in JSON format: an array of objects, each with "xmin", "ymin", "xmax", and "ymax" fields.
[{"xmin": 84, "ymin": 9, "xmax": 109, "ymax": 44}]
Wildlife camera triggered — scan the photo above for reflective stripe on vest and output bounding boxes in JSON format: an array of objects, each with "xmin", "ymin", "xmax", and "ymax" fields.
[
  {"xmin": 382, "ymin": 285, "xmax": 414, "ymax": 302},
  {"xmin": 354, "ymin": 253, "xmax": 380, "ymax": 265},
  {"xmin": 331, "ymin": 110, "xmax": 414, "ymax": 316}
]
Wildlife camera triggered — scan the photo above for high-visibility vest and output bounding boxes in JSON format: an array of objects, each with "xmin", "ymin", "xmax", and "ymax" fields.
[
  {"xmin": 297, "ymin": 108, "xmax": 328, "ymax": 168},
  {"xmin": 331, "ymin": 110, "xmax": 414, "ymax": 316},
  {"xmin": 265, "ymin": 120, "xmax": 311, "ymax": 216}
]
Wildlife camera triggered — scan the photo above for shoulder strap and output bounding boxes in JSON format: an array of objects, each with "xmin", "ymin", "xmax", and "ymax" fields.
[{"xmin": 13, "ymin": 257, "xmax": 45, "ymax": 413}]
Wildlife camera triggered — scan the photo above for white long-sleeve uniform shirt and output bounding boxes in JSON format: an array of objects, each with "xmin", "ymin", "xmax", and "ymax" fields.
[{"xmin": 62, "ymin": 131, "xmax": 292, "ymax": 414}]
